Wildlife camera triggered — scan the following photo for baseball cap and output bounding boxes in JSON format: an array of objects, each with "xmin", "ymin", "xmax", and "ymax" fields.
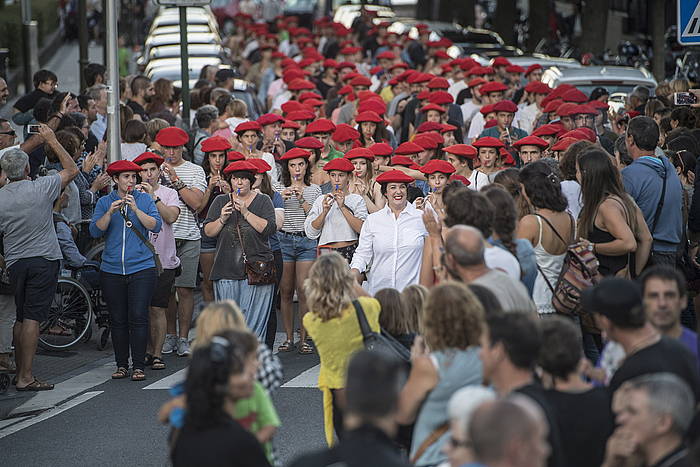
[{"xmin": 581, "ymin": 278, "xmax": 643, "ymax": 327}]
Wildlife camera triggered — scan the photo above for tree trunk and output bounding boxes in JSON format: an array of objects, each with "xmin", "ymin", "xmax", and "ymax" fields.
[
  {"xmin": 493, "ymin": 0, "xmax": 517, "ymax": 46},
  {"xmin": 415, "ymin": 0, "xmax": 431, "ymax": 20},
  {"xmin": 650, "ymin": 0, "xmax": 665, "ymax": 81},
  {"xmin": 527, "ymin": 0, "xmax": 550, "ymax": 52},
  {"xmin": 580, "ymin": 0, "xmax": 609, "ymax": 55}
]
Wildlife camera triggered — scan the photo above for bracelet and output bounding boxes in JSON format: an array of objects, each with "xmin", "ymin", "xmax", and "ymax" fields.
[
  {"xmin": 154, "ymin": 197, "xmax": 161, "ymax": 204},
  {"xmin": 172, "ymin": 180, "xmax": 186, "ymax": 191},
  {"xmin": 219, "ymin": 218, "xmax": 226, "ymax": 225}
]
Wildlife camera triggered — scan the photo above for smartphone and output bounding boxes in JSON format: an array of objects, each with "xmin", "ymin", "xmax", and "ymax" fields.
[
  {"xmin": 28, "ymin": 124, "xmax": 40, "ymax": 134},
  {"xmin": 673, "ymin": 92, "xmax": 698, "ymax": 106}
]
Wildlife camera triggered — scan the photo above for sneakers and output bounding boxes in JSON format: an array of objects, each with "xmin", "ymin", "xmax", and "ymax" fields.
[
  {"xmin": 177, "ymin": 337, "xmax": 191, "ymax": 357},
  {"xmin": 162, "ymin": 334, "xmax": 177, "ymax": 354}
]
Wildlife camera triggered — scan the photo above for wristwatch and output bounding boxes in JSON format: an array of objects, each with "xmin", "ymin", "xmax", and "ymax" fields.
[{"xmin": 154, "ymin": 197, "xmax": 161, "ymax": 204}]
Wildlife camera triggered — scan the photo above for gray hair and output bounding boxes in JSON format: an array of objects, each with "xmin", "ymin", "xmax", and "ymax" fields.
[
  {"xmin": 195, "ymin": 104, "xmax": 219, "ymax": 129},
  {"xmin": 624, "ymin": 373, "xmax": 694, "ymax": 434},
  {"xmin": 0, "ymin": 148, "xmax": 29, "ymax": 181},
  {"xmin": 445, "ymin": 225, "xmax": 486, "ymax": 267},
  {"xmin": 86, "ymin": 84, "xmax": 107, "ymax": 102}
]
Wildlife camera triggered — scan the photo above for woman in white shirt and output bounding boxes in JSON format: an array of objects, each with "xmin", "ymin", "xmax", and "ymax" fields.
[
  {"xmin": 305, "ymin": 157, "xmax": 368, "ymax": 261},
  {"xmin": 414, "ymin": 159, "xmax": 456, "ymax": 218},
  {"xmin": 471, "ymin": 136, "xmax": 505, "ymax": 189},
  {"xmin": 346, "ymin": 147, "xmax": 385, "ymax": 213},
  {"xmin": 350, "ymin": 170, "xmax": 428, "ymax": 295}
]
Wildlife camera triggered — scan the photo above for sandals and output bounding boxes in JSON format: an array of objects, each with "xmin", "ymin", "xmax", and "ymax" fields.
[
  {"xmin": 298, "ymin": 341, "xmax": 314, "ymax": 355},
  {"xmin": 151, "ymin": 357, "xmax": 166, "ymax": 370},
  {"xmin": 111, "ymin": 367, "xmax": 129, "ymax": 379},
  {"xmin": 16, "ymin": 378, "xmax": 54, "ymax": 391},
  {"xmin": 0, "ymin": 360, "xmax": 16, "ymax": 373},
  {"xmin": 144, "ymin": 354, "xmax": 154, "ymax": 366},
  {"xmin": 278, "ymin": 340, "xmax": 296, "ymax": 353},
  {"xmin": 131, "ymin": 369, "xmax": 146, "ymax": 381}
]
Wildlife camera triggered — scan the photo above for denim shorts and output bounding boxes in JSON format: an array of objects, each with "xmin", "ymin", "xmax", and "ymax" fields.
[
  {"xmin": 200, "ymin": 226, "xmax": 217, "ymax": 253},
  {"xmin": 279, "ymin": 231, "xmax": 317, "ymax": 263}
]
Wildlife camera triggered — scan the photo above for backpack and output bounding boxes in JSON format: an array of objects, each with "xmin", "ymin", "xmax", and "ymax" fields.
[{"xmin": 535, "ymin": 214, "xmax": 602, "ymax": 325}]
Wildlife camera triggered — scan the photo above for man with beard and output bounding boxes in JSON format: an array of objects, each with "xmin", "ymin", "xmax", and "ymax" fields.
[{"xmin": 126, "ymin": 76, "xmax": 155, "ymax": 121}]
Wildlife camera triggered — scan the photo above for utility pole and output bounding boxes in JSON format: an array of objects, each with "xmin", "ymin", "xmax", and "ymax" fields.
[
  {"xmin": 106, "ymin": 0, "xmax": 120, "ymax": 163},
  {"xmin": 179, "ymin": 6, "xmax": 190, "ymax": 129},
  {"xmin": 650, "ymin": 0, "xmax": 665, "ymax": 81},
  {"xmin": 79, "ymin": 0, "xmax": 89, "ymax": 91},
  {"xmin": 21, "ymin": 0, "xmax": 38, "ymax": 93}
]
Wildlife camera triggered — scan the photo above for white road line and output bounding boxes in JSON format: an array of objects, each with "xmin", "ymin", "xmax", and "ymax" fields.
[
  {"xmin": 0, "ymin": 391, "xmax": 103, "ymax": 439},
  {"xmin": 143, "ymin": 368, "xmax": 187, "ymax": 390},
  {"xmin": 281, "ymin": 364, "xmax": 320, "ymax": 388},
  {"xmin": 10, "ymin": 362, "xmax": 114, "ymax": 416}
]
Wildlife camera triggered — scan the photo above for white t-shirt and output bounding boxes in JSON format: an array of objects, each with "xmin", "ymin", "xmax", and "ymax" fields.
[
  {"xmin": 171, "ymin": 161, "xmax": 207, "ymax": 240},
  {"xmin": 468, "ymin": 170, "xmax": 492, "ymax": 191},
  {"xmin": 484, "ymin": 245, "xmax": 520, "ymax": 280},
  {"xmin": 561, "ymin": 180, "xmax": 582, "ymax": 220}
]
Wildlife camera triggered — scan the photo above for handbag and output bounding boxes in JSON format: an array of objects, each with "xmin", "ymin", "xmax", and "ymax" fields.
[
  {"xmin": 119, "ymin": 209, "xmax": 163, "ymax": 275},
  {"xmin": 233, "ymin": 215, "xmax": 276, "ymax": 286},
  {"xmin": 352, "ymin": 299, "xmax": 411, "ymax": 364}
]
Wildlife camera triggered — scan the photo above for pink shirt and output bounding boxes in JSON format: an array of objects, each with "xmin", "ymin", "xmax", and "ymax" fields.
[{"xmin": 150, "ymin": 185, "xmax": 181, "ymax": 270}]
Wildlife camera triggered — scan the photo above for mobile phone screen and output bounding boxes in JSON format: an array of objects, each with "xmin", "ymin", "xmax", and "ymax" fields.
[{"xmin": 674, "ymin": 92, "xmax": 698, "ymax": 106}]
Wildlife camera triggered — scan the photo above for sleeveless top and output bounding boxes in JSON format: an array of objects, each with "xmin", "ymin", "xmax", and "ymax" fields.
[
  {"xmin": 410, "ymin": 348, "xmax": 482, "ymax": 466},
  {"xmin": 588, "ymin": 197, "xmax": 631, "ymax": 277},
  {"xmin": 532, "ymin": 213, "xmax": 573, "ymax": 315}
]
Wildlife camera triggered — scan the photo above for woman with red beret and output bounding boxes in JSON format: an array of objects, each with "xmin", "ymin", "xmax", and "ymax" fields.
[{"xmin": 346, "ymin": 148, "xmax": 385, "ymax": 213}]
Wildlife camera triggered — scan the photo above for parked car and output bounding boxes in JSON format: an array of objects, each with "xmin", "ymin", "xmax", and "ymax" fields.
[
  {"xmin": 541, "ymin": 65, "xmax": 657, "ymax": 96},
  {"xmin": 149, "ymin": 24, "xmax": 213, "ymax": 36},
  {"xmin": 502, "ymin": 54, "xmax": 582, "ymax": 70},
  {"xmin": 146, "ymin": 57, "xmax": 223, "ymax": 88}
]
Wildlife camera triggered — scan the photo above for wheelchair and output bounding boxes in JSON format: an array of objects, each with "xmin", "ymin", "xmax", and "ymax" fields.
[{"xmin": 38, "ymin": 263, "xmax": 112, "ymax": 352}]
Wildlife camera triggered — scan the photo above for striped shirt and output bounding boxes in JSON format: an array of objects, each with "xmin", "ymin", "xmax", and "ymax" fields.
[
  {"xmin": 172, "ymin": 161, "xmax": 207, "ymax": 240},
  {"xmin": 275, "ymin": 183, "xmax": 322, "ymax": 233}
]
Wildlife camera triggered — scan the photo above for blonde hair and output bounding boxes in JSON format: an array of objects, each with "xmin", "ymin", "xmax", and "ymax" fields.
[
  {"xmin": 304, "ymin": 252, "xmax": 356, "ymax": 321},
  {"xmin": 227, "ymin": 98, "xmax": 248, "ymax": 118},
  {"xmin": 192, "ymin": 300, "xmax": 247, "ymax": 350},
  {"xmin": 400, "ymin": 283, "xmax": 428, "ymax": 333},
  {"xmin": 670, "ymin": 78, "xmax": 690, "ymax": 94},
  {"xmin": 655, "ymin": 82, "xmax": 672, "ymax": 100},
  {"xmin": 423, "ymin": 282, "xmax": 484, "ymax": 351}
]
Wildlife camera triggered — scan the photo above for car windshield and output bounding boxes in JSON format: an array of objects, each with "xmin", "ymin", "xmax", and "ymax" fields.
[
  {"xmin": 332, "ymin": 0, "xmax": 391, "ymax": 6},
  {"xmin": 566, "ymin": 83, "xmax": 649, "ymax": 95},
  {"xmin": 285, "ymin": 0, "xmax": 316, "ymax": 8},
  {"xmin": 442, "ymin": 30, "xmax": 501, "ymax": 45}
]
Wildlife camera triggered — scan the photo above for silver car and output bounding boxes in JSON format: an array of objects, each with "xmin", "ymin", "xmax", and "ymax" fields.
[{"xmin": 541, "ymin": 65, "xmax": 657, "ymax": 96}]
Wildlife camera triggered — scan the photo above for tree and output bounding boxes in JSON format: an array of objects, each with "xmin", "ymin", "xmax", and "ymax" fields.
[
  {"xmin": 527, "ymin": 0, "xmax": 550, "ymax": 52},
  {"xmin": 580, "ymin": 0, "xmax": 609, "ymax": 55}
]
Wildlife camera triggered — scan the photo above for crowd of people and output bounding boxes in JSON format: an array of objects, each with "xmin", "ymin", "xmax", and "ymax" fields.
[{"xmin": 3, "ymin": 8, "xmax": 700, "ymax": 467}]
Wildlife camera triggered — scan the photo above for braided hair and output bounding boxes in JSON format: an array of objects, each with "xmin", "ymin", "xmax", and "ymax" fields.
[{"xmin": 481, "ymin": 185, "xmax": 520, "ymax": 260}]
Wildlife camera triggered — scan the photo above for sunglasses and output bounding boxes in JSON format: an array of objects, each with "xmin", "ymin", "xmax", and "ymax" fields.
[{"xmin": 0, "ymin": 130, "xmax": 16, "ymax": 136}]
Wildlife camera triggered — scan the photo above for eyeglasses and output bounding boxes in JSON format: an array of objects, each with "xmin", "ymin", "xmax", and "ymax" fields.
[
  {"xmin": 447, "ymin": 436, "xmax": 471, "ymax": 449},
  {"xmin": 0, "ymin": 130, "xmax": 16, "ymax": 136}
]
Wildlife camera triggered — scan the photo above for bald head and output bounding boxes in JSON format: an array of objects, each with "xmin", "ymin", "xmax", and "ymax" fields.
[
  {"xmin": 445, "ymin": 225, "xmax": 485, "ymax": 267},
  {"xmin": 0, "ymin": 78, "xmax": 9, "ymax": 105}
]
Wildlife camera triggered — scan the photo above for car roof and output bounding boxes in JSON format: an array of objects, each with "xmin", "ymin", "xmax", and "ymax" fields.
[
  {"xmin": 145, "ymin": 57, "xmax": 222, "ymax": 75},
  {"xmin": 542, "ymin": 66, "xmax": 657, "ymax": 86},
  {"xmin": 505, "ymin": 54, "xmax": 582, "ymax": 69},
  {"xmin": 150, "ymin": 24, "xmax": 212, "ymax": 36},
  {"xmin": 149, "ymin": 44, "xmax": 222, "ymax": 58},
  {"xmin": 145, "ymin": 32, "xmax": 219, "ymax": 47}
]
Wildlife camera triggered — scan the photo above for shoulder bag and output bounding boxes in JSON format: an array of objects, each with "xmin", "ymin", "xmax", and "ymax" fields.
[
  {"xmin": 119, "ymin": 209, "xmax": 163, "ymax": 275},
  {"xmin": 233, "ymin": 211, "xmax": 276, "ymax": 286},
  {"xmin": 352, "ymin": 299, "xmax": 410, "ymax": 364}
]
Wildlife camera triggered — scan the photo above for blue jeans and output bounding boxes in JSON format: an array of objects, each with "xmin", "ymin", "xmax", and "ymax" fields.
[
  {"xmin": 279, "ymin": 232, "xmax": 317, "ymax": 262},
  {"xmin": 100, "ymin": 268, "xmax": 157, "ymax": 370},
  {"xmin": 214, "ymin": 279, "xmax": 274, "ymax": 342}
]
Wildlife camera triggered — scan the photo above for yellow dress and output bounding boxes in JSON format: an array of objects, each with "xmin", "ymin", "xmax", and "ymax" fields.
[{"xmin": 303, "ymin": 296, "xmax": 381, "ymax": 446}]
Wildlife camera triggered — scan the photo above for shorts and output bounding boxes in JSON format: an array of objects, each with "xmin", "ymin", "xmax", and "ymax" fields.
[
  {"xmin": 174, "ymin": 239, "xmax": 200, "ymax": 288},
  {"xmin": 151, "ymin": 268, "xmax": 177, "ymax": 308},
  {"xmin": 279, "ymin": 231, "xmax": 317, "ymax": 263},
  {"xmin": 8, "ymin": 257, "xmax": 60, "ymax": 323},
  {"xmin": 200, "ymin": 226, "xmax": 217, "ymax": 253}
]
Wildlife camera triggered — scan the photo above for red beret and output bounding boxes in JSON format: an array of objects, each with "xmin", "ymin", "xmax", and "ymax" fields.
[
  {"xmin": 484, "ymin": 119, "xmax": 498, "ymax": 129},
  {"xmin": 282, "ymin": 119, "xmax": 301, "ymax": 130},
  {"xmin": 299, "ymin": 91, "xmax": 323, "ymax": 101},
  {"xmin": 492, "ymin": 57, "xmax": 512, "ymax": 67},
  {"xmin": 561, "ymin": 88, "xmax": 588, "ymax": 103},
  {"xmin": 501, "ymin": 149, "xmax": 516, "ymax": 166},
  {"xmin": 391, "ymin": 155, "xmax": 420, "ymax": 169},
  {"xmin": 227, "ymin": 151, "xmax": 246, "ymax": 162},
  {"xmin": 288, "ymin": 79, "xmax": 317, "ymax": 91},
  {"xmin": 525, "ymin": 64, "xmax": 543, "ymax": 75},
  {"xmin": 306, "ymin": 118, "xmax": 336, "ymax": 134},
  {"xmin": 336, "ymin": 61, "xmax": 356, "ymax": 70},
  {"xmin": 505, "ymin": 65, "xmax": 525, "ymax": 73},
  {"xmin": 390, "ymin": 62, "xmax": 410, "ymax": 71},
  {"xmin": 280, "ymin": 148, "xmax": 312, "ymax": 160},
  {"xmin": 551, "ymin": 137, "xmax": 578, "ymax": 152},
  {"xmin": 421, "ymin": 103, "xmax": 446, "ymax": 114},
  {"xmin": 356, "ymin": 111, "xmax": 383, "ymax": 123},
  {"xmin": 444, "ymin": 144, "xmax": 477, "ymax": 159},
  {"xmin": 532, "ymin": 124, "xmax": 561, "ymax": 137},
  {"xmin": 556, "ymin": 102, "xmax": 579, "ymax": 117},
  {"xmin": 247, "ymin": 158, "xmax": 272, "ymax": 174},
  {"xmin": 561, "ymin": 128, "xmax": 596, "ymax": 143},
  {"xmin": 429, "ymin": 91, "xmax": 453, "ymax": 105},
  {"xmin": 376, "ymin": 169, "xmax": 414, "ymax": 184},
  {"xmin": 345, "ymin": 147, "xmax": 375, "ymax": 161},
  {"xmin": 450, "ymin": 174, "xmax": 471, "ymax": 186},
  {"xmin": 543, "ymin": 99, "xmax": 564, "ymax": 114},
  {"xmin": 323, "ymin": 157, "xmax": 355, "ymax": 172},
  {"xmin": 235, "ymin": 121, "xmax": 262, "ymax": 133},
  {"xmin": 257, "ymin": 113, "xmax": 285, "ymax": 126},
  {"xmin": 421, "ymin": 160, "xmax": 456, "ymax": 175},
  {"xmin": 434, "ymin": 50, "xmax": 451, "ymax": 60},
  {"xmin": 441, "ymin": 123, "xmax": 457, "ymax": 133},
  {"xmin": 357, "ymin": 99, "xmax": 387, "ymax": 116},
  {"xmin": 395, "ymin": 141, "xmax": 424, "ymax": 155},
  {"xmin": 332, "ymin": 124, "xmax": 360, "ymax": 143},
  {"xmin": 155, "ymin": 127, "xmax": 188, "ymax": 147},
  {"xmin": 480, "ymin": 104, "xmax": 496, "ymax": 116},
  {"xmin": 133, "ymin": 151, "xmax": 164, "ymax": 167},
  {"xmin": 479, "ymin": 81, "xmax": 508, "ymax": 94},
  {"xmin": 407, "ymin": 73, "xmax": 432, "ymax": 84},
  {"xmin": 295, "ymin": 136, "xmax": 324, "ymax": 149},
  {"xmin": 323, "ymin": 58, "xmax": 338, "ymax": 68},
  {"xmin": 513, "ymin": 135, "xmax": 549, "ymax": 149},
  {"xmin": 340, "ymin": 46, "xmax": 362, "ymax": 55},
  {"xmin": 427, "ymin": 77, "xmax": 450, "ymax": 90},
  {"xmin": 303, "ymin": 98, "xmax": 324, "ymax": 108},
  {"xmin": 286, "ymin": 110, "xmax": 316, "ymax": 121},
  {"xmin": 472, "ymin": 136, "xmax": 506, "ymax": 149},
  {"xmin": 493, "ymin": 100, "xmax": 518, "ymax": 113},
  {"xmin": 573, "ymin": 104, "xmax": 598, "ymax": 115},
  {"xmin": 376, "ymin": 51, "xmax": 396, "ymax": 60},
  {"xmin": 627, "ymin": 110, "xmax": 641, "ymax": 118},
  {"xmin": 417, "ymin": 90, "xmax": 431, "ymax": 100},
  {"xmin": 370, "ymin": 142, "xmax": 393, "ymax": 157},
  {"xmin": 224, "ymin": 160, "xmax": 258, "ymax": 174},
  {"xmin": 281, "ymin": 100, "xmax": 305, "ymax": 114},
  {"xmin": 416, "ymin": 122, "xmax": 443, "ymax": 134},
  {"xmin": 588, "ymin": 100, "xmax": 610, "ymax": 110},
  {"xmin": 468, "ymin": 78, "xmax": 487, "ymax": 88},
  {"xmin": 524, "ymin": 81, "xmax": 552, "ymax": 94},
  {"xmin": 349, "ymin": 75, "xmax": 372, "ymax": 87},
  {"xmin": 107, "ymin": 160, "xmax": 144, "ymax": 176},
  {"xmin": 200, "ymin": 136, "xmax": 232, "ymax": 153}
]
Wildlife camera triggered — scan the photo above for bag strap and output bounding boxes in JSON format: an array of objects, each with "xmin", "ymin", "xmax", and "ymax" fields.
[
  {"xmin": 233, "ymin": 214, "xmax": 248, "ymax": 263},
  {"xmin": 534, "ymin": 213, "xmax": 569, "ymax": 247},
  {"xmin": 352, "ymin": 299, "xmax": 373, "ymax": 341},
  {"xmin": 650, "ymin": 165, "xmax": 667, "ymax": 234},
  {"xmin": 119, "ymin": 208, "xmax": 157, "ymax": 257},
  {"xmin": 410, "ymin": 422, "xmax": 450, "ymax": 464}
]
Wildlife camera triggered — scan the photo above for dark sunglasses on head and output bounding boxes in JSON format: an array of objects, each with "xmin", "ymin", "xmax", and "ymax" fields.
[{"xmin": 0, "ymin": 130, "xmax": 16, "ymax": 136}]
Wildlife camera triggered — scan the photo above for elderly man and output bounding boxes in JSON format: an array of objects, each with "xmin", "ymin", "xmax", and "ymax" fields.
[{"xmin": 0, "ymin": 125, "xmax": 79, "ymax": 390}]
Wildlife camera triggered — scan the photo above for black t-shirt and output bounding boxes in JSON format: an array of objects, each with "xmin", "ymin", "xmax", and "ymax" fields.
[
  {"xmin": 14, "ymin": 89, "xmax": 54, "ymax": 113},
  {"xmin": 171, "ymin": 418, "xmax": 271, "ymax": 467},
  {"xmin": 609, "ymin": 336, "xmax": 700, "ymax": 402},
  {"xmin": 515, "ymin": 383, "xmax": 566, "ymax": 467},
  {"xmin": 543, "ymin": 387, "xmax": 614, "ymax": 467},
  {"xmin": 126, "ymin": 100, "xmax": 149, "ymax": 121},
  {"xmin": 650, "ymin": 445, "xmax": 692, "ymax": 467}
]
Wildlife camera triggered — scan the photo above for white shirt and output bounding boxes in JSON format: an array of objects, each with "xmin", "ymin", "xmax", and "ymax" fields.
[
  {"xmin": 561, "ymin": 180, "xmax": 582, "ymax": 220},
  {"xmin": 350, "ymin": 203, "xmax": 427, "ymax": 295},
  {"xmin": 460, "ymin": 100, "xmax": 480, "ymax": 127},
  {"xmin": 170, "ymin": 161, "xmax": 207, "ymax": 240},
  {"xmin": 484, "ymin": 245, "xmax": 520, "ymax": 279},
  {"xmin": 467, "ymin": 112, "xmax": 485, "ymax": 140},
  {"xmin": 516, "ymin": 102, "xmax": 540, "ymax": 134},
  {"xmin": 448, "ymin": 80, "xmax": 467, "ymax": 100},
  {"xmin": 468, "ymin": 170, "xmax": 492, "ymax": 191},
  {"xmin": 304, "ymin": 193, "xmax": 368, "ymax": 245}
]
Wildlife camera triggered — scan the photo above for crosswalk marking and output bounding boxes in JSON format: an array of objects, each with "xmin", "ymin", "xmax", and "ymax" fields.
[
  {"xmin": 281, "ymin": 364, "xmax": 320, "ymax": 388},
  {"xmin": 142, "ymin": 368, "xmax": 187, "ymax": 390},
  {"xmin": 683, "ymin": 2, "xmax": 700, "ymax": 37}
]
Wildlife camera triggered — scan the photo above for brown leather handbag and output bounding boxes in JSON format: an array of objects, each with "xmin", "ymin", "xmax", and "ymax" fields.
[{"xmin": 234, "ymin": 218, "xmax": 276, "ymax": 286}]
